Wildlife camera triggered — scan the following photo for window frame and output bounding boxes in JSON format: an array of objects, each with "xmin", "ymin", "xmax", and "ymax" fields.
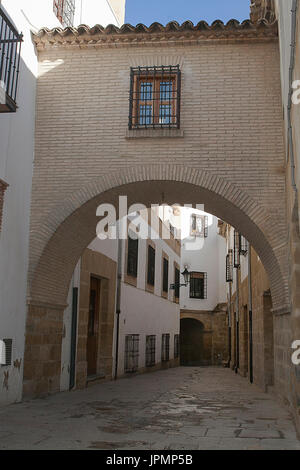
[
  {"xmin": 190, "ymin": 214, "xmax": 208, "ymax": 238},
  {"xmin": 161, "ymin": 334, "xmax": 170, "ymax": 362},
  {"xmin": 189, "ymin": 272, "xmax": 208, "ymax": 300},
  {"xmin": 129, "ymin": 65, "xmax": 181, "ymax": 130},
  {"xmin": 146, "ymin": 335, "xmax": 156, "ymax": 367},
  {"xmin": 147, "ymin": 244, "xmax": 156, "ymax": 287}
]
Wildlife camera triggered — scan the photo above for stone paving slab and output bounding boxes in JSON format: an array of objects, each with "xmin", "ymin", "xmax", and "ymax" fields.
[{"xmin": 0, "ymin": 367, "xmax": 299, "ymax": 450}]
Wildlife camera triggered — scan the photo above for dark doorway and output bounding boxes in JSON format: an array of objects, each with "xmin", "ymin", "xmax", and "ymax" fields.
[
  {"xmin": 87, "ymin": 277, "xmax": 101, "ymax": 377},
  {"xmin": 180, "ymin": 318, "xmax": 210, "ymax": 366}
]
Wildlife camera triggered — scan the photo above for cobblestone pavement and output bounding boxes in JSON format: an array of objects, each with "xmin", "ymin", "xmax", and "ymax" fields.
[{"xmin": 0, "ymin": 367, "xmax": 299, "ymax": 450}]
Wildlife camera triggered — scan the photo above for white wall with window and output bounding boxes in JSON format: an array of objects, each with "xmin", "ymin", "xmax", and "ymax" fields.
[{"xmin": 0, "ymin": 0, "xmax": 126, "ymax": 405}]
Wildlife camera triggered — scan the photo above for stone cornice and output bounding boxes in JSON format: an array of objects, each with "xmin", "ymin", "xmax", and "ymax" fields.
[{"xmin": 32, "ymin": 19, "xmax": 278, "ymax": 50}]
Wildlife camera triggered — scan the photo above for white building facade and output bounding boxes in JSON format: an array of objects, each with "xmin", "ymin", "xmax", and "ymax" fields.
[{"xmin": 0, "ymin": 0, "xmax": 125, "ymax": 405}]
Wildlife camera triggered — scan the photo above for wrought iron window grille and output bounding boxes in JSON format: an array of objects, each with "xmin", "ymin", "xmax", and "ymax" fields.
[
  {"xmin": 146, "ymin": 335, "xmax": 156, "ymax": 367},
  {"xmin": 174, "ymin": 334, "xmax": 180, "ymax": 359},
  {"xmin": 190, "ymin": 214, "xmax": 208, "ymax": 238},
  {"xmin": 161, "ymin": 334, "xmax": 170, "ymax": 362},
  {"xmin": 234, "ymin": 230, "xmax": 241, "ymax": 268},
  {"xmin": 124, "ymin": 334, "xmax": 139, "ymax": 373},
  {"xmin": 239, "ymin": 235, "xmax": 248, "ymax": 256},
  {"xmin": 129, "ymin": 65, "xmax": 181, "ymax": 130},
  {"xmin": 226, "ymin": 249, "xmax": 233, "ymax": 283},
  {"xmin": 189, "ymin": 272, "xmax": 208, "ymax": 299},
  {"xmin": 53, "ymin": 0, "xmax": 75, "ymax": 27},
  {"xmin": 162, "ymin": 257, "xmax": 169, "ymax": 293},
  {"xmin": 0, "ymin": 8, "xmax": 23, "ymax": 113}
]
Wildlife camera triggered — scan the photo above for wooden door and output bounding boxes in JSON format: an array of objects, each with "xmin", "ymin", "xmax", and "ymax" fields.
[{"xmin": 87, "ymin": 277, "xmax": 100, "ymax": 376}]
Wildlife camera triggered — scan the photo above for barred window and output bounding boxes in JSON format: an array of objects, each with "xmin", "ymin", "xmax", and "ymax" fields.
[
  {"xmin": 190, "ymin": 272, "xmax": 207, "ymax": 299},
  {"xmin": 124, "ymin": 334, "xmax": 139, "ymax": 373},
  {"xmin": 53, "ymin": 0, "xmax": 75, "ymax": 27},
  {"xmin": 162, "ymin": 257, "xmax": 169, "ymax": 293},
  {"xmin": 234, "ymin": 229, "xmax": 241, "ymax": 268},
  {"xmin": 161, "ymin": 334, "xmax": 170, "ymax": 362},
  {"xmin": 174, "ymin": 334, "xmax": 180, "ymax": 359},
  {"xmin": 190, "ymin": 214, "xmax": 208, "ymax": 237},
  {"xmin": 127, "ymin": 232, "xmax": 138, "ymax": 277},
  {"xmin": 129, "ymin": 66, "xmax": 181, "ymax": 129},
  {"xmin": 146, "ymin": 335, "xmax": 156, "ymax": 367},
  {"xmin": 147, "ymin": 245, "xmax": 155, "ymax": 286},
  {"xmin": 226, "ymin": 249, "xmax": 233, "ymax": 283},
  {"xmin": 240, "ymin": 235, "xmax": 248, "ymax": 256},
  {"xmin": 174, "ymin": 267, "xmax": 180, "ymax": 300}
]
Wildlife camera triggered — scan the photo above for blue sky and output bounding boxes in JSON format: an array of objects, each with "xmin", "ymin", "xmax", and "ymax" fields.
[{"xmin": 125, "ymin": 0, "xmax": 250, "ymax": 26}]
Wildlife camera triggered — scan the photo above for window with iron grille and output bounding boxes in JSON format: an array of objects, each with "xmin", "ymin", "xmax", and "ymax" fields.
[
  {"xmin": 162, "ymin": 257, "xmax": 169, "ymax": 293},
  {"xmin": 0, "ymin": 338, "xmax": 12, "ymax": 366},
  {"xmin": 127, "ymin": 232, "xmax": 138, "ymax": 277},
  {"xmin": 161, "ymin": 334, "xmax": 170, "ymax": 362},
  {"xmin": 0, "ymin": 8, "xmax": 23, "ymax": 113},
  {"xmin": 190, "ymin": 214, "xmax": 208, "ymax": 237},
  {"xmin": 226, "ymin": 249, "xmax": 233, "ymax": 283},
  {"xmin": 129, "ymin": 65, "xmax": 181, "ymax": 129},
  {"xmin": 146, "ymin": 335, "xmax": 156, "ymax": 367},
  {"xmin": 189, "ymin": 272, "xmax": 207, "ymax": 299},
  {"xmin": 234, "ymin": 230, "xmax": 241, "ymax": 268},
  {"xmin": 147, "ymin": 245, "xmax": 155, "ymax": 286},
  {"xmin": 124, "ymin": 334, "xmax": 139, "ymax": 373},
  {"xmin": 240, "ymin": 235, "xmax": 248, "ymax": 256},
  {"xmin": 53, "ymin": 0, "xmax": 75, "ymax": 27},
  {"xmin": 174, "ymin": 334, "xmax": 180, "ymax": 359},
  {"xmin": 174, "ymin": 267, "xmax": 180, "ymax": 299}
]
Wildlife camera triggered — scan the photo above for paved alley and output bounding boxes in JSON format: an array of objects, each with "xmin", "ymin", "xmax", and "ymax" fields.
[{"xmin": 0, "ymin": 367, "xmax": 299, "ymax": 450}]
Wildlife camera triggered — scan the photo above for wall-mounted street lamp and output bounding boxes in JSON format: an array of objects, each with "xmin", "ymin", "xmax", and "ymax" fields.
[{"xmin": 170, "ymin": 267, "xmax": 191, "ymax": 290}]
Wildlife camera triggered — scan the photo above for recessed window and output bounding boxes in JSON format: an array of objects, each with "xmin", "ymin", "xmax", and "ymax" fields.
[
  {"xmin": 127, "ymin": 232, "xmax": 138, "ymax": 277},
  {"xmin": 146, "ymin": 335, "xmax": 156, "ymax": 367},
  {"xmin": 162, "ymin": 257, "xmax": 169, "ymax": 293},
  {"xmin": 174, "ymin": 267, "xmax": 180, "ymax": 300},
  {"xmin": 53, "ymin": 0, "xmax": 75, "ymax": 27},
  {"xmin": 147, "ymin": 245, "xmax": 155, "ymax": 286},
  {"xmin": 129, "ymin": 65, "xmax": 181, "ymax": 129},
  {"xmin": 190, "ymin": 214, "xmax": 208, "ymax": 237},
  {"xmin": 190, "ymin": 272, "xmax": 207, "ymax": 299},
  {"xmin": 161, "ymin": 334, "xmax": 170, "ymax": 362},
  {"xmin": 125, "ymin": 334, "xmax": 139, "ymax": 373},
  {"xmin": 174, "ymin": 334, "xmax": 180, "ymax": 359}
]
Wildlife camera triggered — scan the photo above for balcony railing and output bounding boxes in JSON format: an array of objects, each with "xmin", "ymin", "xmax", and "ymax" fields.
[{"xmin": 0, "ymin": 8, "xmax": 23, "ymax": 113}]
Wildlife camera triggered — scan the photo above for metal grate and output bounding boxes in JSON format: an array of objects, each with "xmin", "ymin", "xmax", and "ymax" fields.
[
  {"xmin": 174, "ymin": 267, "xmax": 180, "ymax": 299},
  {"xmin": 124, "ymin": 334, "xmax": 139, "ymax": 373},
  {"xmin": 226, "ymin": 249, "xmax": 233, "ymax": 283},
  {"xmin": 147, "ymin": 245, "xmax": 155, "ymax": 286},
  {"xmin": 234, "ymin": 230, "xmax": 241, "ymax": 268},
  {"xmin": 146, "ymin": 335, "xmax": 156, "ymax": 367},
  {"xmin": 0, "ymin": 8, "xmax": 23, "ymax": 112},
  {"xmin": 189, "ymin": 272, "xmax": 207, "ymax": 299},
  {"xmin": 174, "ymin": 334, "xmax": 180, "ymax": 359},
  {"xmin": 161, "ymin": 334, "xmax": 170, "ymax": 362},
  {"xmin": 129, "ymin": 65, "xmax": 181, "ymax": 130},
  {"xmin": 53, "ymin": 0, "xmax": 75, "ymax": 27},
  {"xmin": 1, "ymin": 339, "xmax": 12, "ymax": 366}
]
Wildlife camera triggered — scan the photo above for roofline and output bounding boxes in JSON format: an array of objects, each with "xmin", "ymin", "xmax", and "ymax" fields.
[{"xmin": 32, "ymin": 19, "xmax": 278, "ymax": 50}]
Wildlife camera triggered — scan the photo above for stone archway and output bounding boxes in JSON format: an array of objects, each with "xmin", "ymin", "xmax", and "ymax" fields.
[
  {"xmin": 180, "ymin": 318, "xmax": 207, "ymax": 366},
  {"xmin": 24, "ymin": 164, "xmax": 290, "ymax": 397}
]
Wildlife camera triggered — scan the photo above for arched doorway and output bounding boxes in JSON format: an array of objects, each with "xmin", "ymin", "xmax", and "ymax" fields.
[{"xmin": 180, "ymin": 318, "xmax": 209, "ymax": 366}]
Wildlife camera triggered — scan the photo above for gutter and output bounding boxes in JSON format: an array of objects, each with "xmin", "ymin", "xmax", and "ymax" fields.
[{"xmin": 287, "ymin": 0, "xmax": 298, "ymax": 193}]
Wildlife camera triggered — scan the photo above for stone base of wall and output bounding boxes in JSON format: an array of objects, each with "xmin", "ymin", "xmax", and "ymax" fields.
[{"xmin": 119, "ymin": 358, "xmax": 180, "ymax": 380}]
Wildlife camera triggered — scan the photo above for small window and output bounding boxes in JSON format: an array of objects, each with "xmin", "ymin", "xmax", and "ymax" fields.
[
  {"xmin": 0, "ymin": 339, "xmax": 12, "ymax": 366},
  {"xmin": 147, "ymin": 245, "xmax": 155, "ymax": 286},
  {"xmin": 174, "ymin": 267, "xmax": 180, "ymax": 300},
  {"xmin": 127, "ymin": 232, "xmax": 138, "ymax": 277},
  {"xmin": 129, "ymin": 65, "xmax": 181, "ymax": 129},
  {"xmin": 234, "ymin": 230, "xmax": 241, "ymax": 268},
  {"xmin": 190, "ymin": 272, "xmax": 207, "ymax": 299},
  {"xmin": 226, "ymin": 250, "xmax": 233, "ymax": 283},
  {"xmin": 174, "ymin": 334, "xmax": 180, "ymax": 359},
  {"xmin": 146, "ymin": 335, "xmax": 156, "ymax": 367},
  {"xmin": 53, "ymin": 0, "xmax": 75, "ymax": 27},
  {"xmin": 190, "ymin": 214, "xmax": 208, "ymax": 237},
  {"xmin": 162, "ymin": 257, "xmax": 169, "ymax": 293},
  {"xmin": 125, "ymin": 334, "xmax": 139, "ymax": 373},
  {"xmin": 161, "ymin": 334, "xmax": 170, "ymax": 362}
]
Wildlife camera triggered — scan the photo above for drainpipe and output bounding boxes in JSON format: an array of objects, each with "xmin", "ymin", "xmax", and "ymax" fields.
[
  {"xmin": 114, "ymin": 222, "xmax": 123, "ymax": 380},
  {"xmin": 287, "ymin": 0, "xmax": 298, "ymax": 194},
  {"xmin": 248, "ymin": 245, "xmax": 253, "ymax": 384},
  {"xmin": 235, "ymin": 268, "xmax": 240, "ymax": 374},
  {"xmin": 228, "ymin": 283, "xmax": 232, "ymax": 365}
]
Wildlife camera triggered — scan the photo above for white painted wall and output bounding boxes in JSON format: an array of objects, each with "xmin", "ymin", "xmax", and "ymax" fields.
[
  {"xmin": 179, "ymin": 209, "xmax": 227, "ymax": 311},
  {"xmin": 0, "ymin": 0, "xmax": 126, "ymax": 405},
  {"xmin": 76, "ymin": 0, "xmax": 126, "ymax": 27}
]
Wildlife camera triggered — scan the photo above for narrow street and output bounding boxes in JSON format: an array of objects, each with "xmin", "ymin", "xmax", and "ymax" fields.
[{"xmin": 0, "ymin": 367, "xmax": 299, "ymax": 450}]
